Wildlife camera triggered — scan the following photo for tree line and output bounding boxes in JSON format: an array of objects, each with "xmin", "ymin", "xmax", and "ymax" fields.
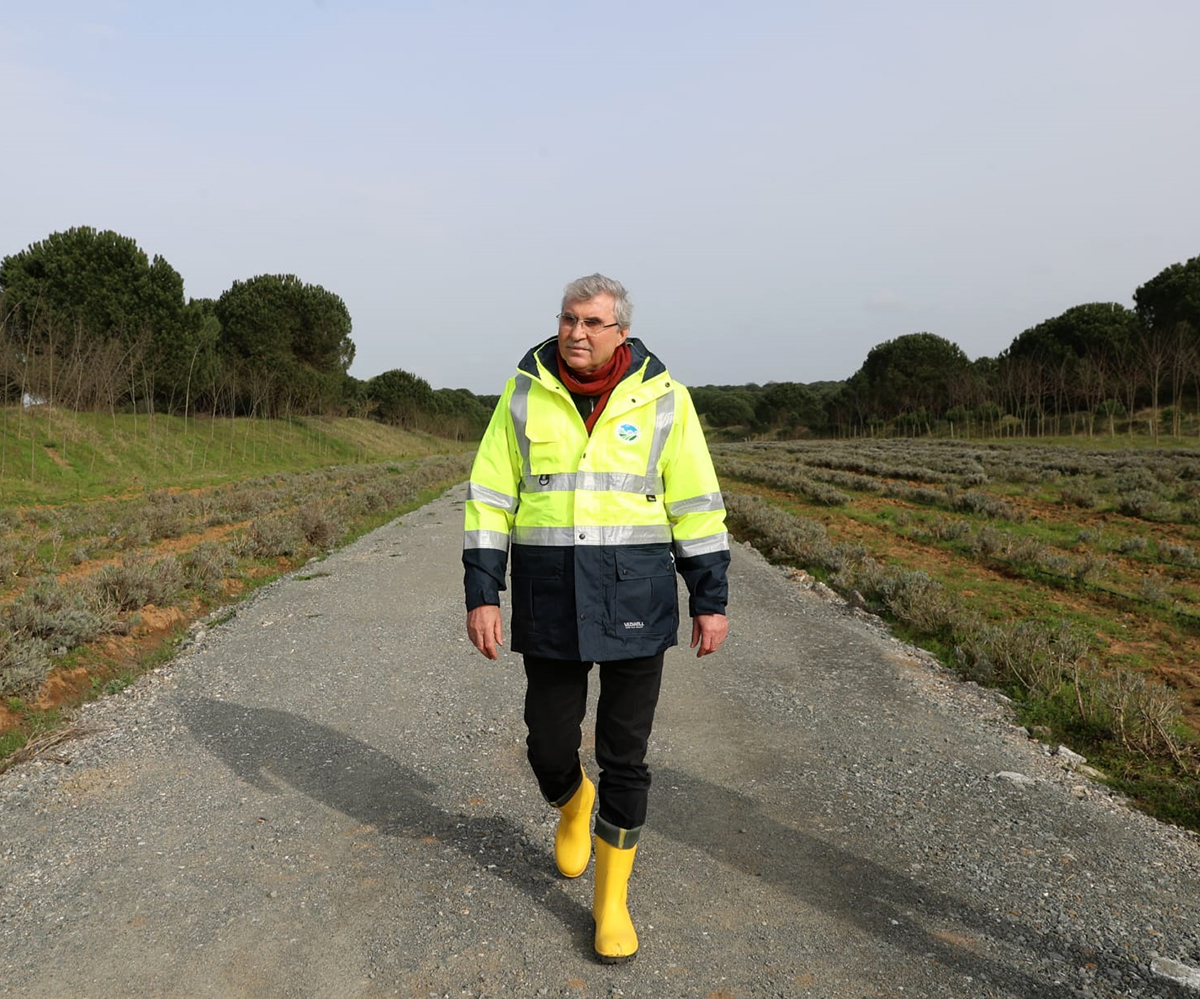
[
  {"xmin": 692, "ymin": 254, "xmax": 1200, "ymax": 440},
  {"xmin": 3, "ymin": 227, "xmax": 1197, "ymax": 442},
  {"xmin": 0, "ymin": 226, "xmax": 492, "ymax": 439}
]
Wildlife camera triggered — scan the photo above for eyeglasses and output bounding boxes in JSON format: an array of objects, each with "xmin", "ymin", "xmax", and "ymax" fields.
[{"xmin": 557, "ymin": 312, "xmax": 620, "ymax": 333}]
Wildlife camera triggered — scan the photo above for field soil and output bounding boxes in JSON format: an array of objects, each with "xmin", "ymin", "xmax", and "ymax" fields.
[{"xmin": 3, "ymin": 485, "xmax": 1200, "ymax": 997}]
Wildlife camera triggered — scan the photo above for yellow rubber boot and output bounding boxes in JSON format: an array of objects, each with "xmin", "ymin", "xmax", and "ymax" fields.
[
  {"xmin": 554, "ymin": 774, "xmax": 595, "ymax": 878},
  {"xmin": 593, "ymin": 837, "xmax": 638, "ymax": 963}
]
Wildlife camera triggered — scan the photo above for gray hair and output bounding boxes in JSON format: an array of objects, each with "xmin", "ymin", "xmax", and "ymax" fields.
[{"xmin": 561, "ymin": 273, "xmax": 633, "ymax": 329}]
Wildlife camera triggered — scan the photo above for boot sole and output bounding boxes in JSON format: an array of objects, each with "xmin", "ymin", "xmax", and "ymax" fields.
[{"xmin": 596, "ymin": 949, "xmax": 637, "ymax": 965}]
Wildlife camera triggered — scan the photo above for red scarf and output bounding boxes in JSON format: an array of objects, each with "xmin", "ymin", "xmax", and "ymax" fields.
[{"xmin": 556, "ymin": 343, "xmax": 632, "ymax": 435}]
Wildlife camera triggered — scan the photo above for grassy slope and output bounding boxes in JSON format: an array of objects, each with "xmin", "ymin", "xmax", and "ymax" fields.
[
  {"xmin": 0, "ymin": 406, "xmax": 471, "ymax": 767},
  {"xmin": 0, "ymin": 406, "xmax": 467, "ymax": 505}
]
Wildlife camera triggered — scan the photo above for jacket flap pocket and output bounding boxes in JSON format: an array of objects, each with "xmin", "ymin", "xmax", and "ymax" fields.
[
  {"xmin": 525, "ymin": 406, "xmax": 565, "ymax": 443},
  {"xmin": 615, "ymin": 546, "xmax": 675, "ymax": 580}
]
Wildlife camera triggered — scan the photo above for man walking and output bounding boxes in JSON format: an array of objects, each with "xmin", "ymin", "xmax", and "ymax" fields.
[{"xmin": 463, "ymin": 274, "xmax": 729, "ymax": 963}]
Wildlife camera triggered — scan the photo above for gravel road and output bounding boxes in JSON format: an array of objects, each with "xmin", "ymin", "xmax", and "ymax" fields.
[{"xmin": 3, "ymin": 483, "xmax": 1200, "ymax": 999}]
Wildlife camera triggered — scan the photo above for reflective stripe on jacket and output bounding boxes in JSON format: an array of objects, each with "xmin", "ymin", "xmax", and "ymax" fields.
[{"xmin": 463, "ymin": 337, "xmax": 730, "ymax": 661}]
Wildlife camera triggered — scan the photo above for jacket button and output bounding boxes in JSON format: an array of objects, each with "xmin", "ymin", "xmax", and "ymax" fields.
[
  {"xmin": 578, "ymin": 532, "xmax": 586, "ymax": 540},
  {"xmin": 579, "ymin": 613, "xmax": 586, "ymax": 620}
]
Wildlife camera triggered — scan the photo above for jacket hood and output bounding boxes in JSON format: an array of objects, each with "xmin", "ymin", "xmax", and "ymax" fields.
[{"xmin": 517, "ymin": 336, "xmax": 668, "ymax": 387}]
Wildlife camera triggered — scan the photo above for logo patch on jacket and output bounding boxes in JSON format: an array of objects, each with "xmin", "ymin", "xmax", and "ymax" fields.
[
  {"xmin": 617, "ymin": 423, "xmax": 640, "ymax": 443},
  {"xmin": 623, "ymin": 620, "xmax": 645, "ymax": 629}
]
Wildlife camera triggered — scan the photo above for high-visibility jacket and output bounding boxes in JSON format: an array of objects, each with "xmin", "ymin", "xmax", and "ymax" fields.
[{"xmin": 463, "ymin": 337, "xmax": 729, "ymax": 661}]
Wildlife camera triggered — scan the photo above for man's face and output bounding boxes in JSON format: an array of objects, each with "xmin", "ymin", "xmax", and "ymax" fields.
[{"xmin": 557, "ymin": 293, "xmax": 629, "ymax": 374}]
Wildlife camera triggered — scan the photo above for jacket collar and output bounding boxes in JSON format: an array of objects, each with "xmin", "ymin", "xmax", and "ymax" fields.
[{"xmin": 517, "ymin": 337, "xmax": 668, "ymax": 388}]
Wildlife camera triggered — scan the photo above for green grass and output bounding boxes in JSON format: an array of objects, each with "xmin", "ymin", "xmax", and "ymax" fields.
[
  {"xmin": 0, "ymin": 729, "xmax": 26, "ymax": 757},
  {"xmin": 0, "ymin": 407, "xmax": 468, "ymax": 505},
  {"xmin": 0, "ymin": 704, "xmax": 64, "ymax": 757},
  {"xmin": 1013, "ymin": 433, "xmax": 1200, "ymax": 451},
  {"xmin": 94, "ymin": 671, "xmax": 135, "ymax": 696}
]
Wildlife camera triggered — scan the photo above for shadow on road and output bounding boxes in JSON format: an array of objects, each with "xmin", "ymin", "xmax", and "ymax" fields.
[
  {"xmin": 182, "ymin": 697, "xmax": 594, "ymax": 957},
  {"xmin": 653, "ymin": 765, "xmax": 1175, "ymax": 998},
  {"xmin": 182, "ymin": 699, "xmax": 1181, "ymax": 996}
]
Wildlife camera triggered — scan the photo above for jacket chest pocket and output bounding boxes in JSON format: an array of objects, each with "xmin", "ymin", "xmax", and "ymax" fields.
[
  {"xmin": 524, "ymin": 408, "xmax": 582, "ymax": 475},
  {"xmin": 528, "ymin": 437, "xmax": 573, "ymax": 475},
  {"xmin": 607, "ymin": 546, "xmax": 678, "ymax": 639}
]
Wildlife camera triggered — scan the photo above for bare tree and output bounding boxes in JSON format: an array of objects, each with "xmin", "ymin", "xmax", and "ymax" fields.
[
  {"xmin": 1140, "ymin": 326, "xmax": 1173, "ymax": 442},
  {"xmin": 1075, "ymin": 351, "xmax": 1111, "ymax": 438},
  {"xmin": 1166, "ymin": 322, "xmax": 1195, "ymax": 438}
]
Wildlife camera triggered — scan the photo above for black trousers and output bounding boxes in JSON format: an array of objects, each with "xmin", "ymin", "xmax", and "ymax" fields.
[{"xmin": 523, "ymin": 651, "xmax": 665, "ymax": 832}]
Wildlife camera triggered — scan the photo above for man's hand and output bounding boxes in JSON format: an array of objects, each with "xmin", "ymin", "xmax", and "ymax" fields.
[
  {"xmin": 467, "ymin": 604, "xmax": 504, "ymax": 660},
  {"xmin": 690, "ymin": 613, "xmax": 728, "ymax": 658}
]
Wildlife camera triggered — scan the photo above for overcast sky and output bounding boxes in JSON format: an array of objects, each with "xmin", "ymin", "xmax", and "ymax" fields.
[{"xmin": 3, "ymin": 1, "xmax": 1198, "ymax": 394}]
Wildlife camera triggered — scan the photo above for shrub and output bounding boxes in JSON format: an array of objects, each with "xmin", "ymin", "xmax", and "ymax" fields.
[
  {"xmin": 223, "ymin": 487, "xmax": 267, "ymax": 517},
  {"xmin": 1073, "ymin": 554, "xmax": 1108, "ymax": 585},
  {"xmin": 91, "ymin": 556, "xmax": 185, "ymax": 611},
  {"xmin": 1118, "ymin": 490, "xmax": 1169, "ymax": 520},
  {"xmin": 1031, "ymin": 548, "xmax": 1073, "ymax": 577},
  {"xmin": 833, "ymin": 560, "xmax": 960, "ymax": 637},
  {"xmin": 1061, "ymin": 484, "xmax": 1099, "ymax": 509},
  {"xmin": 911, "ymin": 487, "xmax": 946, "ymax": 506},
  {"xmin": 243, "ymin": 515, "xmax": 305, "ymax": 558},
  {"xmin": 807, "ymin": 467, "xmax": 882, "ymax": 493},
  {"xmin": 803, "ymin": 481, "xmax": 851, "ymax": 506},
  {"xmin": 954, "ymin": 619, "xmax": 1087, "ymax": 696},
  {"xmin": 143, "ymin": 494, "xmax": 190, "ymax": 540},
  {"xmin": 952, "ymin": 490, "xmax": 1019, "ymax": 520},
  {"xmin": 1158, "ymin": 543, "xmax": 1199, "ymax": 568},
  {"xmin": 724, "ymin": 494, "xmax": 847, "ymax": 570},
  {"xmin": 298, "ymin": 502, "xmax": 345, "ymax": 549},
  {"xmin": 0, "ymin": 538, "xmax": 22, "ymax": 582},
  {"xmin": 1097, "ymin": 670, "xmax": 1185, "ymax": 761},
  {"xmin": 180, "ymin": 542, "xmax": 238, "ymax": 596},
  {"xmin": 5, "ymin": 577, "xmax": 113, "ymax": 648},
  {"xmin": 1139, "ymin": 573, "xmax": 1171, "ymax": 607},
  {"xmin": 928, "ymin": 517, "xmax": 971, "ymax": 542},
  {"xmin": 1116, "ymin": 468, "xmax": 1159, "ymax": 493},
  {"xmin": 25, "ymin": 507, "xmax": 58, "ymax": 527},
  {"xmin": 120, "ymin": 520, "xmax": 154, "ymax": 548},
  {"xmin": 969, "ymin": 527, "xmax": 1014, "ymax": 557},
  {"xmin": 1118, "ymin": 536, "xmax": 1149, "ymax": 555},
  {"xmin": 0, "ymin": 631, "xmax": 49, "ymax": 699}
]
